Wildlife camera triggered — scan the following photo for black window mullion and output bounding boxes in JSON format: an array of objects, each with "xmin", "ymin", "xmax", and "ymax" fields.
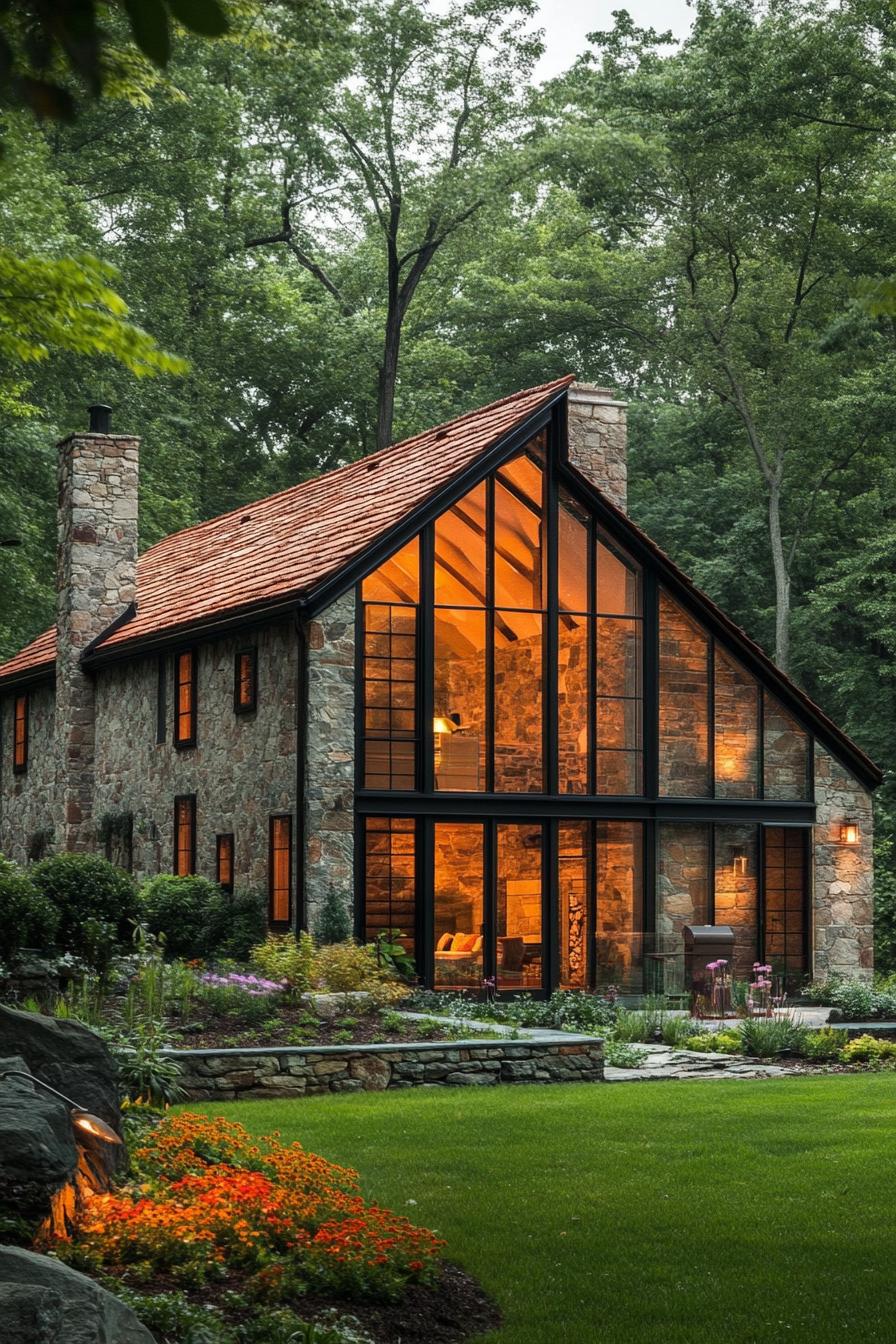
[
  {"xmin": 545, "ymin": 426, "xmax": 558, "ymax": 797},
  {"xmin": 485, "ymin": 820, "xmax": 497, "ymax": 985},
  {"xmin": 420, "ymin": 525, "xmax": 435, "ymax": 794},
  {"xmin": 588, "ymin": 515, "xmax": 597, "ymax": 797},
  {"xmin": 486, "ymin": 476, "xmax": 495, "ymax": 794},
  {"xmin": 545, "ymin": 820, "xmax": 557, "ymax": 993},
  {"xmin": 642, "ymin": 569, "xmax": 660, "ymax": 800},
  {"xmin": 708, "ymin": 634, "xmax": 716, "ymax": 800}
]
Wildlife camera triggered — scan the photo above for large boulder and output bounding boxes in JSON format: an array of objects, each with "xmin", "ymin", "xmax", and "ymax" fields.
[
  {"xmin": 0, "ymin": 1059, "xmax": 77, "ymax": 1227},
  {"xmin": 0, "ymin": 1246, "xmax": 154, "ymax": 1343},
  {"xmin": 0, "ymin": 1006, "xmax": 121, "ymax": 1140}
]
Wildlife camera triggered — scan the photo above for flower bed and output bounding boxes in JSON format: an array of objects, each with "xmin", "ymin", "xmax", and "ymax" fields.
[{"xmin": 43, "ymin": 1111, "xmax": 500, "ymax": 1343}]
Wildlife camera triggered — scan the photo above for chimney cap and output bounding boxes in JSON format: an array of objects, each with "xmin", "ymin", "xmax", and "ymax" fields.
[{"xmin": 87, "ymin": 403, "xmax": 112, "ymax": 434}]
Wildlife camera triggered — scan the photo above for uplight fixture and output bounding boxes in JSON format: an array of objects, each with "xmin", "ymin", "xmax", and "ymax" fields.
[{"xmin": 0, "ymin": 1069, "xmax": 122, "ymax": 1145}]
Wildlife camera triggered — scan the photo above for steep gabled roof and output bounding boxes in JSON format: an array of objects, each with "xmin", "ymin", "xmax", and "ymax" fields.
[
  {"xmin": 0, "ymin": 375, "xmax": 573, "ymax": 685},
  {"xmin": 0, "ymin": 374, "xmax": 882, "ymax": 789}
]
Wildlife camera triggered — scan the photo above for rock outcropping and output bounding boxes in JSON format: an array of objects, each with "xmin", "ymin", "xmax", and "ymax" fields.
[{"xmin": 0, "ymin": 1246, "xmax": 153, "ymax": 1344}]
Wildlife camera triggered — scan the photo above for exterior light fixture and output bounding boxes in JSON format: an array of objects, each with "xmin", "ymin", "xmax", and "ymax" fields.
[
  {"xmin": 0, "ymin": 1070, "xmax": 122, "ymax": 1145},
  {"xmin": 732, "ymin": 854, "xmax": 748, "ymax": 876},
  {"xmin": 840, "ymin": 821, "xmax": 860, "ymax": 846}
]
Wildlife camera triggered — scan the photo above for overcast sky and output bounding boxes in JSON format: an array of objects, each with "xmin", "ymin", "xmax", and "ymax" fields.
[{"xmin": 531, "ymin": 0, "xmax": 695, "ymax": 79}]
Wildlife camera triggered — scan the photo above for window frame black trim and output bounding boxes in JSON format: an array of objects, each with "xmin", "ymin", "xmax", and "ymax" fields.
[
  {"xmin": 216, "ymin": 832, "xmax": 235, "ymax": 892},
  {"xmin": 173, "ymin": 793, "xmax": 197, "ymax": 876},
  {"xmin": 268, "ymin": 812, "xmax": 293, "ymax": 929},
  {"xmin": 12, "ymin": 690, "xmax": 28, "ymax": 775},
  {"xmin": 233, "ymin": 646, "xmax": 258, "ymax": 716},
  {"xmin": 173, "ymin": 647, "xmax": 198, "ymax": 750}
]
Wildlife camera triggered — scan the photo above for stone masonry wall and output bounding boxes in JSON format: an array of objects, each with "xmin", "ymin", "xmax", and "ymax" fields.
[
  {"xmin": 56, "ymin": 431, "xmax": 139, "ymax": 851},
  {"xmin": 0, "ymin": 682, "xmax": 57, "ymax": 863},
  {"xmin": 567, "ymin": 383, "xmax": 628, "ymax": 511},
  {"xmin": 170, "ymin": 1037, "xmax": 605, "ymax": 1100},
  {"xmin": 93, "ymin": 620, "xmax": 297, "ymax": 891},
  {"xmin": 813, "ymin": 744, "xmax": 874, "ymax": 979},
  {"xmin": 304, "ymin": 592, "xmax": 356, "ymax": 934}
]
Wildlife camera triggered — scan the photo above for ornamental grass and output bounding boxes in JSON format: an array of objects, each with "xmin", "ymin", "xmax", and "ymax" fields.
[{"xmin": 49, "ymin": 1113, "xmax": 443, "ymax": 1301}]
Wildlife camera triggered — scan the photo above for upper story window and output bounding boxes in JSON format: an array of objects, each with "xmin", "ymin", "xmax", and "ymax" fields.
[
  {"xmin": 358, "ymin": 433, "xmax": 813, "ymax": 803},
  {"xmin": 174, "ymin": 794, "xmax": 196, "ymax": 875},
  {"xmin": 361, "ymin": 538, "xmax": 419, "ymax": 790},
  {"xmin": 174, "ymin": 649, "xmax": 197, "ymax": 748},
  {"xmin": 659, "ymin": 590, "xmax": 810, "ymax": 800},
  {"xmin": 13, "ymin": 693, "xmax": 28, "ymax": 774},
  {"xmin": 234, "ymin": 647, "xmax": 257, "ymax": 715}
]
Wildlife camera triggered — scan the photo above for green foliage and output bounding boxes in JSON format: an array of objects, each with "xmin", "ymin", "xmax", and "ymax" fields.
[
  {"xmin": 0, "ymin": 853, "xmax": 59, "ymax": 959},
  {"xmin": 139, "ymin": 874, "xmax": 223, "ymax": 958},
  {"xmin": 611, "ymin": 998, "xmax": 669, "ymax": 1044},
  {"xmin": 314, "ymin": 888, "xmax": 352, "ymax": 946},
  {"xmin": 738, "ymin": 1016, "xmax": 811, "ymax": 1059},
  {"xmin": 839, "ymin": 1034, "xmax": 896, "ymax": 1065},
  {"xmin": 660, "ymin": 1015, "xmax": 709, "ymax": 1048},
  {"xmin": 407, "ymin": 988, "xmax": 617, "ymax": 1033},
  {"xmin": 604, "ymin": 1040, "xmax": 649, "ymax": 1068},
  {"xmin": 210, "ymin": 887, "xmax": 268, "ymax": 961},
  {"xmin": 30, "ymin": 852, "xmax": 138, "ymax": 971},
  {"xmin": 803, "ymin": 976, "xmax": 896, "ymax": 1021},
  {"xmin": 368, "ymin": 930, "xmax": 415, "ymax": 981},
  {"xmin": 250, "ymin": 932, "xmax": 316, "ymax": 994},
  {"xmin": 683, "ymin": 1030, "xmax": 742, "ymax": 1055},
  {"xmin": 804, "ymin": 1027, "xmax": 850, "ymax": 1061}
]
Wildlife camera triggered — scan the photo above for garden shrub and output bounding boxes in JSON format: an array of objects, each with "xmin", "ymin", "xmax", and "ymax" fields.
[
  {"xmin": 30, "ymin": 852, "xmax": 138, "ymax": 969},
  {"xmin": 803, "ymin": 1026, "xmax": 849, "ymax": 1060},
  {"xmin": 197, "ymin": 970, "xmax": 285, "ymax": 1024},
  {"xmin": 605, "ymin": 1040, "xmax": 649, "ymax": 1068},
  {"xmin": 738, "ymin": 1016, "xmax": 810, "ymax": 1058},
  {"xmin": 315, "ymin": 887, "xmax": 352, "ymax": 945},
  {"xmin": 212, "ymin": 886, "xmax": 269, "ymax": 961},
  {"xmin": 406, "ymin": 988, "xmax": 617, "ymax": 1032},
  {"xmin": 0, "ymin": 854, "xmax": 59, "ymax": 960},
  {"xmin": 803, "ymin": 975, "xmax": 896, "ymax": 1021},
  {"xmin": 313, "ymin": 941, "xmax": 408, "ymax": 1004},
  {"xmin": 683, "ymin": 1030, "xmax": 741, "ymax": 1054},
  {"xmin": 251, "ymin": 932, "xmax": 316, "ymax": 993},
  {"xmin": 839, "ymin": 1033, "xmax": 896, "ymax": 1065},
  {"xmin": 139, "ymin": 874, "xmax": 223, "ymax": 958},
  {"xmin": 54, "ymin": 1112, "xmax": 443, "ymax": 1301}
]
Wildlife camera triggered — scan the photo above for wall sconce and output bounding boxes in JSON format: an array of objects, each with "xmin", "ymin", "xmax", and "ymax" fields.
[
  {"xmin": 0, "ymin": 1069, "xmax": 122, "ymax": 1146},
  {"xmin": 732, "ymin": 854, "xmax": 748, "ymax": 876},
  {"xmin": 840, "ymin": 821, "xmax": 860, "ymax": 846}
]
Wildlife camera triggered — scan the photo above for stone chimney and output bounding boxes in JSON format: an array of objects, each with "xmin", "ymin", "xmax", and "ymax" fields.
[
  {"xmin": 56, "ymin": 405, "xmax": 139, "ymax": 850},
  {"xmin": 566, "ymin": 382, "xmax": 628, "ymax": 511}
]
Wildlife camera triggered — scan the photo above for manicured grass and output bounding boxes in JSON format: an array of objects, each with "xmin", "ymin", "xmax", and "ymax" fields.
[{"xmin": 191, "ymin": 1076, "xmax": 896, "ymax": 1344}]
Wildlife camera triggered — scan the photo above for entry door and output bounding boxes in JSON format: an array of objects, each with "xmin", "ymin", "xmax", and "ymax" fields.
[{"xmin": 763, "ymin": 827, "xmax": 809, "ymax": 987}]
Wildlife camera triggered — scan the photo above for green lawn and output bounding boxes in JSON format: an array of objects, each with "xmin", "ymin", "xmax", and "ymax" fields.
[{"xmin": 192, "ymin": 1076, "xmax": 896, "ymax": 1344}]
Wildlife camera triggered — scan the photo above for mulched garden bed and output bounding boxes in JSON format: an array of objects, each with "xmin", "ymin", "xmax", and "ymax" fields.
[{"xmin": 169, "ymin": 1007, "xmax": 489, "ymax": 1051}]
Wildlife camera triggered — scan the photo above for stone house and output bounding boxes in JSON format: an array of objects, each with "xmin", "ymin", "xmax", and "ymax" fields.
[{"xmin": 0, "ymin": 379, "xmax": 880, "ymax": 991}]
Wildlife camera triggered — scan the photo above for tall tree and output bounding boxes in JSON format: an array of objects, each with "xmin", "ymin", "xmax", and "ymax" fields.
[
  {"xmin": 556, "ymin": 0, "xmax": 896, "ymax": 672},
  {"xmin": 246, "ymin": 0, "xmax": 543, "ymax": 451}
]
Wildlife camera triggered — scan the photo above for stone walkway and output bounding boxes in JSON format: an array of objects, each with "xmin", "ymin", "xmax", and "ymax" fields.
[{"xmin": 605, "ymin": 1043, "xmax": 789, "ymax": 1083}]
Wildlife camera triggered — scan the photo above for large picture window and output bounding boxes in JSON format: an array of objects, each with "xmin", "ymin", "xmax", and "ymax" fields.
[
  {"xmin": 364, "ymin": 817, "xmax": 416, "ymax": 959},
  {"xmin": 361, "ymin": 539, "xmax": 419, "ymax": 790}
]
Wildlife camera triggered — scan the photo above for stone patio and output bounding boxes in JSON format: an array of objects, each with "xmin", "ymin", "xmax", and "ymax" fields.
[{"xmin": 604, "ymin": 1043, "xmax": 789, "ymax": 1082}]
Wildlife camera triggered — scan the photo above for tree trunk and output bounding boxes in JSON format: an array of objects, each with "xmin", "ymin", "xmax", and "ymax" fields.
[
  {"xmin": 375, "ymin": 309, "xmax": 401, "ymax": 453},
  {"xmin": 767, "ymin": 475, "xmax": 791, "ymax": 674}
]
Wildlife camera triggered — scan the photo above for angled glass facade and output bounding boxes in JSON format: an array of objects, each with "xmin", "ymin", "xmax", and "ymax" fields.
[{"xmin": 356, "ymin": 412, "xmax": 814, "ymax": 994}]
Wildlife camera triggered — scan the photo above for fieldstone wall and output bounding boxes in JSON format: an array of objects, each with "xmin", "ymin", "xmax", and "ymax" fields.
[
  {"xmin": 0, "ymin": 681, "xmax": 57, "ymax": 863},
  {"xmin": 56, "ymin": 430, "xmax": 140, "ymax": 851},
  {"xmin": 93, "ymin": 620, "xmax": 297, "ymax": 890},
  {"xmin": 813, "ymin": 744, "xmax": 874, "ymax": 978},
  {"xmin": 169, "ymin": 1036, "xmax": 605, "ymax": 1099},
  {"xmin": 567, "ymin": 383, "xmax": 628, "ymax": 511},
  {"xmin": 304, "ymin": 592, "xmax": 355, "ymax": 933}
]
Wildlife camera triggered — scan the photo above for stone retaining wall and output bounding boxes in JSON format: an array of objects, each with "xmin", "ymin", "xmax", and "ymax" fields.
[{"xmin": 168, "ymin": 1036, "xmax": 604, "ymax": 1100}]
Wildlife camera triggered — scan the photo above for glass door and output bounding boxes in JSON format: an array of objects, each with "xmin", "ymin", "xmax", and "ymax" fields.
[{"xmin": 433, "ymin": 822, "xmax": 485, "ymax": 989}]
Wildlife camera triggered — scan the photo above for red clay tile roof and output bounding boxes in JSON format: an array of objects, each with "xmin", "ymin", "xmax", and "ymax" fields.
[{"xmin": 0, "ymin": 375, "xmax": 573, "ymax": 684}]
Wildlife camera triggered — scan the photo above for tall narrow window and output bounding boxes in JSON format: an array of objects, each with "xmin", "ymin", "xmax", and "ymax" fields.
[
  {"xmin": 714, "ymin": 648, "xmax": 760, "ymax": 798},
  {"xmin": 557, "ymin": 491, "xmax": 590, "ymax": 795},
  {"xmin": 763, "ymin": 827, "xmax": 808, "ymax": 986},
  {"xmin": 173, "ymin": 795, "xmax": 196, "ymax": 875},
  {"xmin": 364, "ymin": 817, "xmax": 416, "ymax": 958},
  {"xmin": 763, "ymin": 693, "xmax": 810, "ymax": 800},
  {"xmin": 234, "ymin": 648, "xmax": 257, "ymax": 715},
  {"xmin": 497, "ymin": 823, "xmax": 543, "ymax": 989},
  {"xmin": 659, "ymin": 592, "xmax": 710, "ymax": 797},
  {"xmin": 216, "ymin": 834, "xmax": 234, "ymax": 891},
  {"xmin": 174, "ymin": 649, "xmax": 197, "ymax": 748},
  {"xmin": 361, "ymin": 538, "xmax": 419, "ymax": 790},
  {"xmin": 596, "ymin": 821, "xmax": 644, "ymax": 993},
  {"xmin": 269, "ymin": 815, "xmax": 292, "ymax": 925},
  {"xmin": 596, "ymin": 539, "xmax": 642, "ymax": 794},
  {"xmin": 13, "ymin": 693, "xmax": 28, "ymax": 773}
]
